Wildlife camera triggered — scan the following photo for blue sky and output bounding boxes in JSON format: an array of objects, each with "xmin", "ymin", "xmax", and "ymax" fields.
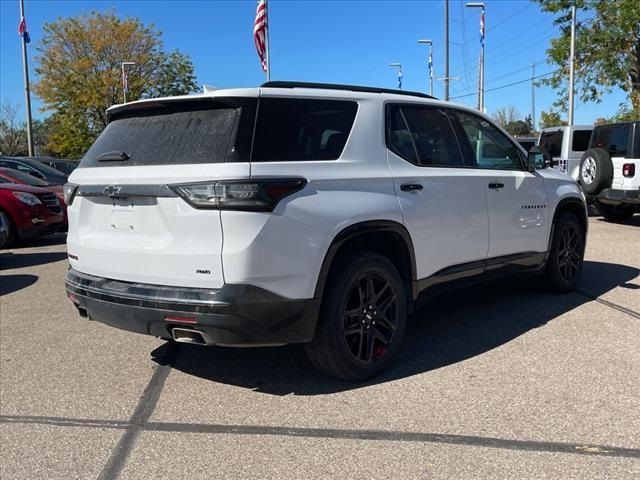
[{"xmin": 0, "ymin": 0, "xmax": 629, "ymax": 127}]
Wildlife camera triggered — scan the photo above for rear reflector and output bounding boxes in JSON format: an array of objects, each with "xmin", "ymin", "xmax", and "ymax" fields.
[
  {"xmin": 68, "ymin": 294, "xmax": 80, "ymax": 304},
  {"xmin": 623, "ymin": 163, "xmax": 635, "ymax": 178},
  {"xmin": 164, "ymin": 315, "xmax": 197, "ymax": 324}
]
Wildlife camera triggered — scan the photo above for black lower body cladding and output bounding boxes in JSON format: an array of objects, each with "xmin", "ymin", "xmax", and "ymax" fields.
[{"xmin": 65, "ymin": 268, "xmax": 320, "ymax": 346}]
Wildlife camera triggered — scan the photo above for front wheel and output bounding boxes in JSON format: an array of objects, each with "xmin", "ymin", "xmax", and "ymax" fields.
[
  {"xmin": 0, "ymin": 211, "xmax": 16, "ymax": 249},
  {"xmin": 305, "ymin": 252, "xmax": 407, "ymax": 381},
  {"xmin": 542, "ymin": 212, "xmax": 585, "ymax": 293}
]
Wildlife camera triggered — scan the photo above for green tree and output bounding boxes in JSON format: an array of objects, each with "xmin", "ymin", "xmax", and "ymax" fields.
[
  {"xmin": 539, "ymin": 110, "xmax": 567, "ymax": 129},
  {"xmin": 147, "ymin": 50, "xmax": 198, "ymax": 98},
  {"xmin": 534, "ymin": 0, "xmax": 640, "ymax": 112},
  {"xmin": 34, "ymin": 11, "xmax": 199, "ymax": 158}
]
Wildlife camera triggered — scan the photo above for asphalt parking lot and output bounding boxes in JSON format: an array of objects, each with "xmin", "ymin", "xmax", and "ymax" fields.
[{"xmin": 1, "ymin": 216, "xmax": 639, "ymax": 479}]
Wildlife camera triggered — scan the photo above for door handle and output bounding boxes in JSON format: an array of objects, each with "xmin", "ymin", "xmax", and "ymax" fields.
[
  {"xmin": 488, "ymin": 182, "xmax": 504, "ymax": 189},
  {"xmin": 400, "ymin": 183, "xmax": 423, "ymax": 192}
]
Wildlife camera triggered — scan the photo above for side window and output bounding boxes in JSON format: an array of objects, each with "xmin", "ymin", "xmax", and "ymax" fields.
[
  {"xmin": 386, "ymin": 105, "xmax": 464, "ymax": 167},
  {"xmin": 571, "ymin": 130, "xmax": 591, "ymax": 152},
  {"xmin": 252, "ymin": 98, "xmax": 357, "ymax": 162},
  {"xmin": 539, "ymin": 130, "xmax": 563, "ymax": 158},
  {"xmin": 387, "ymin": 106, "xmax": 418, "ymax": 164},
  {"xmin": 452, "ymin": 110, "xmax": 525, "ymax": 170}
]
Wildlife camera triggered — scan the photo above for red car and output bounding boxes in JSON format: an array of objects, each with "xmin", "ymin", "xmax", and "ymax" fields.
[
  {"xmin": 0, "ymin": 183, "xmax": 66, "ymax": 248},
  {"xmin": 0, "ymin": 167, "xmax": 64, "ymax": 198},
  {"xmin": 0, "ymin": 167, "xmax": 68, "ymax": 227}
]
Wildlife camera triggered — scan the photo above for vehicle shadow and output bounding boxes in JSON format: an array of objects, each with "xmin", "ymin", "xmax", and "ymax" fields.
[
  {"xmin": 0, "ymin": 251, "xmax": 68, "ymax": 270},
  {"xmin": 3, "ymin": 233, "xmax": 67, "ymax": 251},
  {"xmin": 155, "ymin": 260, "xmax": 639, "ymax": 396},
  {"xmin": 0, "ymin": 274, "xmax": 38, "ymax": 296},
  {"xmin": 595, "ymin": 214, "xmax": 640, "ymax": 227}
]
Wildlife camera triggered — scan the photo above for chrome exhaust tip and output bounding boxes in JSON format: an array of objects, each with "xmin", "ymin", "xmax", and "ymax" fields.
[{"xmin": 171, "ymin": 328, "xmax": 213, "ymax": 346}]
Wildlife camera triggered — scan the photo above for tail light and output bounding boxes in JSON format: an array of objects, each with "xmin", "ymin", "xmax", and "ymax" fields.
[
  {"xmin": 622, "ymin": 163, "xmax": 635, "ymax": 178},
  {"xmin": 171, "ymin": 178, "xmax": 307, "ymax": 211},
  {"xmin": 63, "ymin": 183, "xmax": 79, "ymax": 205}
]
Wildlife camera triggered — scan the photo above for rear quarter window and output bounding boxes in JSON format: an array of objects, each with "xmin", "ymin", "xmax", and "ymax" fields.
[{"xmin": 252, "ymin": 98, "xmax": 358, "ymax": 162}]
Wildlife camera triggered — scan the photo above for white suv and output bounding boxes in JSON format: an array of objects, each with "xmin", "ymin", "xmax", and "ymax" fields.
[{"xmin": 65, "ymin": 82, "xmax": 588, "ymax": 381}]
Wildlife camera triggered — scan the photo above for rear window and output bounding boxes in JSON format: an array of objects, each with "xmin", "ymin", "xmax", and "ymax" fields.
[
  {"xmin": 590, "ymin": 124, "xmax": 631, "ymax": 157},
  {"xmin": 571, "ymin": 130, "xmax": 591, "ymax": 152},
  {"xmin": 539, "ymin": 130, "xmax": 563, "ymax": 158},
  {"xmin": 252, "ymin": 98, "xmax": 358, "ymax": 162},
  {"xmin": 81, "ymin": 100, "xmax": 247, "ymax": 167}
]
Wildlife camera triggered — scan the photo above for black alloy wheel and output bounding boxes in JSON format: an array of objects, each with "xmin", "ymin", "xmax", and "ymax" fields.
[
  {"xmin": 342, "ymin": 272, "xmax": 398, "ymax": 364},
  {"xmin": 305, "ymin": 252, "xmax": 407, "ymax": 381},
  {"xmin": 543, "ymin": 211, "xmax": 585, "ymax": 293},
  {"xmin": 556, "ymin": 221, "xmax": 582, "ymax": 284}
]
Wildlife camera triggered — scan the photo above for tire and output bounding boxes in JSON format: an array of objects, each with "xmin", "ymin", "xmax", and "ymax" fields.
[
  {"xmin": 579, "ymin": 148, "xmax": 613, "ymax": 195},
  {"xmin": 542, "ymin": 212, "xmax": 585, "ymax": 293},
  {"xmin": 597, "ymin": 202, "xmax": 635, "ymax": 222},
  {"xmin": 305, "ymin": 252, "xmax": 407, "ymax": 381},
  {"xmin": 0, "ymin": 211, "xmax": 16, "ymax": 249}
]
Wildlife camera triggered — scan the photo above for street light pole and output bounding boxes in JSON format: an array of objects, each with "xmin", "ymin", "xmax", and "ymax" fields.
[
  {"xmin": 121, "ymin": 62, "xmax": 136, "ymax": 103},
  {"xmin": 466, "ymin": 2, "xmax": 485, "ymax": 113},
  {"xmin": 444, "ymin": 0, "xmax": 450, "ymax": 100},
  {"xmin": 389, "ymin": 63, "xmax": 403, "ymax": 89},
  {"xmin": 568, "ymin": 1, "xmax": 576, "ymax": 126},
  {"xmin": 417, "ymin": 39, "xmax": 434, "ymax": 96}
]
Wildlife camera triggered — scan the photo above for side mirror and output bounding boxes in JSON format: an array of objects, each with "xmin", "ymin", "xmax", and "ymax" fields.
[{"xmin": 527, "ymin": 145, "xmax": 555, "ymax": 170}]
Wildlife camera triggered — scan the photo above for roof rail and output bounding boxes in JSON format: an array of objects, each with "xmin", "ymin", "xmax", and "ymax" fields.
[{"xmin": 261, "ymin": 81, "xmax": 438, "ymax": 100}]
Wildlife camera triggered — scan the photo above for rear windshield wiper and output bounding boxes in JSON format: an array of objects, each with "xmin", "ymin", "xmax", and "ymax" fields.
[{"xmin": 96, "ymin": 151, "xmax": 130, "ymax": 162}]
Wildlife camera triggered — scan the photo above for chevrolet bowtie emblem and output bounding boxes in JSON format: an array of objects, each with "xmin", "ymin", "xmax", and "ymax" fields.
[{"xmin": 103, "ymin": 185, "xmax": 122, "ymax": 197}]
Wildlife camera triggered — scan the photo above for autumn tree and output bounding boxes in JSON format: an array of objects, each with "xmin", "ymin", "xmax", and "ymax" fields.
[
  {"xmin": 0, "ymin": 101, "xmax": 27, "ymax": 155},
  {"xmin": 34, "ymin": 11, "xmax": 199, "ymax": 158},
  {"xmin": 534, "ymin": 0, "xmax": 640, "ymax": 114},
  {"xmin": 539, "ymin": 110, "xmax": 567, "ymax": 129},
  {"xmin": 493, "ymin": 106, "xmax": 521, "ymax": 128}
]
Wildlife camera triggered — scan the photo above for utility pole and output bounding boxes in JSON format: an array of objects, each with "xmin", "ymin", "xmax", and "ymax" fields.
[
  {"xmin": 531, "ymin": 63, "xmax": 536, "ymax": 132},
  {"xmin": 444, "ymin": 0, "xmax": 450, "ymax": 100},
  {"xmin": 19, "ymin": 0, "xmax": 34, "ymax": 156},
  {"xmin": 568, "ymin": 1, "xmax": 576, "ymax": 126}
]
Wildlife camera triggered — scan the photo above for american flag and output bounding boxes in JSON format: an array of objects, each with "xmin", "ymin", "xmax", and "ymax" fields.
[
  {"xmin": 480, "ymin": 9, "xmax": 485, "ymax": 46},
  {"xmin": 18, "ymin": 16, "xmax": 30, "ymax": 43},
  {"xmin": 254, "ymin": 0, "xmax": 268, "ymax": 72}
]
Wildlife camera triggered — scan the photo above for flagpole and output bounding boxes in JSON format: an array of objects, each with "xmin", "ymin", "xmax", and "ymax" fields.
[
  {"xmin": 265, "ymin": 0, "xmax": 271, "ymax": 81},
  {"xmin": 19, "ymin": 0, "xmax": 34, "ymax": 156}
]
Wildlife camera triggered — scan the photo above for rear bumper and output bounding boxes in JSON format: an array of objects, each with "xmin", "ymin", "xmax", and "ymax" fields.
[
  {"xmin": 65, "ymin": 268, "xmax": 320, "ymax": 346},
  {"xmin": 596, "ymin": 188, "xmax": 640, "ymax": 206}
]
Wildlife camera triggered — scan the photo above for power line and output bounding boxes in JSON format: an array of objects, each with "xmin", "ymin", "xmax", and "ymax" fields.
[{"xmin": 450, "ymin": 70, "xmax": 558, "ymax": 100}]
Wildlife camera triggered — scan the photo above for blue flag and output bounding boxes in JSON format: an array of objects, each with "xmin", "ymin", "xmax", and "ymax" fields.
[{"xmin": 398, "ymin": 70, "xmax": 403, "ymax": 89}]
